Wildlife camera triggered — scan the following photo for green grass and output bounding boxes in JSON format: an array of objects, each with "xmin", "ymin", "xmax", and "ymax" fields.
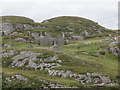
[{"xmin": 57, "ymin": 37, "xmax": 118, "ymax": 77}]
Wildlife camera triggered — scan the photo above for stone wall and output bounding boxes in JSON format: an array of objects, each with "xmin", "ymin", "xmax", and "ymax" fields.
[{"xmin": 32, "ymin": 32, "xmax": 66, "ymax": 46}]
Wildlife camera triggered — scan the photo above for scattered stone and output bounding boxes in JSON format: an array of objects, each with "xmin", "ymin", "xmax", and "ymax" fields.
[
  {"xmin": 5, "ymin": 75, "xmax": 28, "ymax": 83},
  {"xmin": 108, "ymin": 36, "xmax": 120, "ymax": 56},
  {"xmin": 3, "ymin": 44, "xmax": 11, "ymax": 47},
  {"xmin": 14, "ymin": 38, "xmax": 26, "ymax": 42},
  {"xmin": 86, "ymin": 72, "xmax": 102, "ymax": 76},
  {"xmin": 83, "ymin": 41, "xmax": 91, "ymax": 44},
  {"xmin": 109, "ymin": 41, "xmax": 118, "ymax": 47},
  {"xmin": 81, "ymin": 30, "xmax": 89, "ymax": 36},
  {"xmin": 109, "ymin": 47, "xmax": 120, "ymax": 56},
  {"xmin": 81, "ymin": 52, "xmax": 88, "ymax": 54},
  {"xmin": 48, "ymin": 70, "xmax": 73, "ymax": 78},
  {"xmin": 0, "ymin": 50, "xmax": 15, "ymax": 58},
  {"xmin": 3, "ymin": 50, "xmax": 61, "ymax": 70},
  {"xmin": 49, "ymin": 44, "xmax": 61, "ymax": 51},
  {"xmin": 71, "ymin": 35, "xmax": 84, "ymax": 40}
]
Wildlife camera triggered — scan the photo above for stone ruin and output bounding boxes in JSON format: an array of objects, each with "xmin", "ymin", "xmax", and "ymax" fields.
[{"xmin": 31, "ymin": 32, "xmax": 66, "ymax": 46}]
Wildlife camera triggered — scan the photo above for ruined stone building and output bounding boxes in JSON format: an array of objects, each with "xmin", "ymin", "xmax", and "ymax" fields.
[{"xmin": 31, "ymin": 32, "xmax": 66, "ymax": 46}]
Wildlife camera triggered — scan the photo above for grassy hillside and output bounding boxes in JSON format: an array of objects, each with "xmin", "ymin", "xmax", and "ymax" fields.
[
  {"xmin": 41, "ymin": 16, "xmax": 113, "ymax": 37},
  {"xmin": 1, "ymin": 16, "xmax": 115, "ymax": 38},
  {"xmin": 1, "ymin": 16, "xmax": 119, "ymax": 89}
]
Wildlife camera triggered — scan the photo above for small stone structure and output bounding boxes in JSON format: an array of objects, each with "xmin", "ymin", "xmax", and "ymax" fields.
[{"xmin": 32, "ymin": 32, "xmax": 66, "ymax": 46}]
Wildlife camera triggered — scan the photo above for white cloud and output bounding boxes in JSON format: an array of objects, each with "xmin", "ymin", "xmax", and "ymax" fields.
[{"xmin": 0, "ymin": 0, "xmax": 118, "ymax": 29}]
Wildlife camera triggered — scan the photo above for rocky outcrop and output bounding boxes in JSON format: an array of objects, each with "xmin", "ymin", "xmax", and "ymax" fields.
[
  {"xmin": 109, "ymin": 47, "xmax": 120, "ymax": 56},
  {"xmin": 1, "ymin": 50, "xmax": 62, "ymax": 70},
  {"xmin": 108, "ymin": 36, "xmax": 120, "ymax": 56},
  {"xmin": 81, "ymin": 30, "xmax": 89, "ymax": 36},
  {"xmin": 14, "ymin": 38, "xmax": 26, "ymax": 42},
  {"xmin": 70, "ymin": 35, "xmax": 84, "ymax": 40},
  {"xmin": 4, "ymin": 74, "xmax": 78, "ymax": 88},
  {"xmin": 48, "ymin": 70, "xmax": 118, "ymax": 87},
  {"xmin": 0, "ymin": 23, "xmax": 42, "ymax": 35},
  {"xmin": 48, "ymin": 70, "xmax": 73, "ymax": 78},
  {"xmin": 109, "ymin": 41, "xmax": 118, "ymax": 47},
  {"xmin": 0, "ymin": 50, "xmax": 15, "ymax": 58},
  {"xmin": 1, "ymin": 49, "xmax": 118, "ymax": 87},
  {"xmin": 5, "ymin": 75, "xmax": 28, "ymax": 83}
]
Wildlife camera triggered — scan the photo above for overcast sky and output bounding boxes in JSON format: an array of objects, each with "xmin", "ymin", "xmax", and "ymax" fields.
[{"xmin": 0, "ymin": 0, "xmax": 119, "ymax": 30}]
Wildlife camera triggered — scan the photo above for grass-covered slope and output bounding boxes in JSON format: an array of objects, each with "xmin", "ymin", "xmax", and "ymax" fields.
[
  {"xmin": 1, "ymin": 16, "xmax": 34, "ymax": 24},
  {"xmin": 1, "ymin": 36, "xmax": 119, "ymax": 89},
  {"xmin": 41, "ymin": 16, "xmax": 113, "ymax": 37}
]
